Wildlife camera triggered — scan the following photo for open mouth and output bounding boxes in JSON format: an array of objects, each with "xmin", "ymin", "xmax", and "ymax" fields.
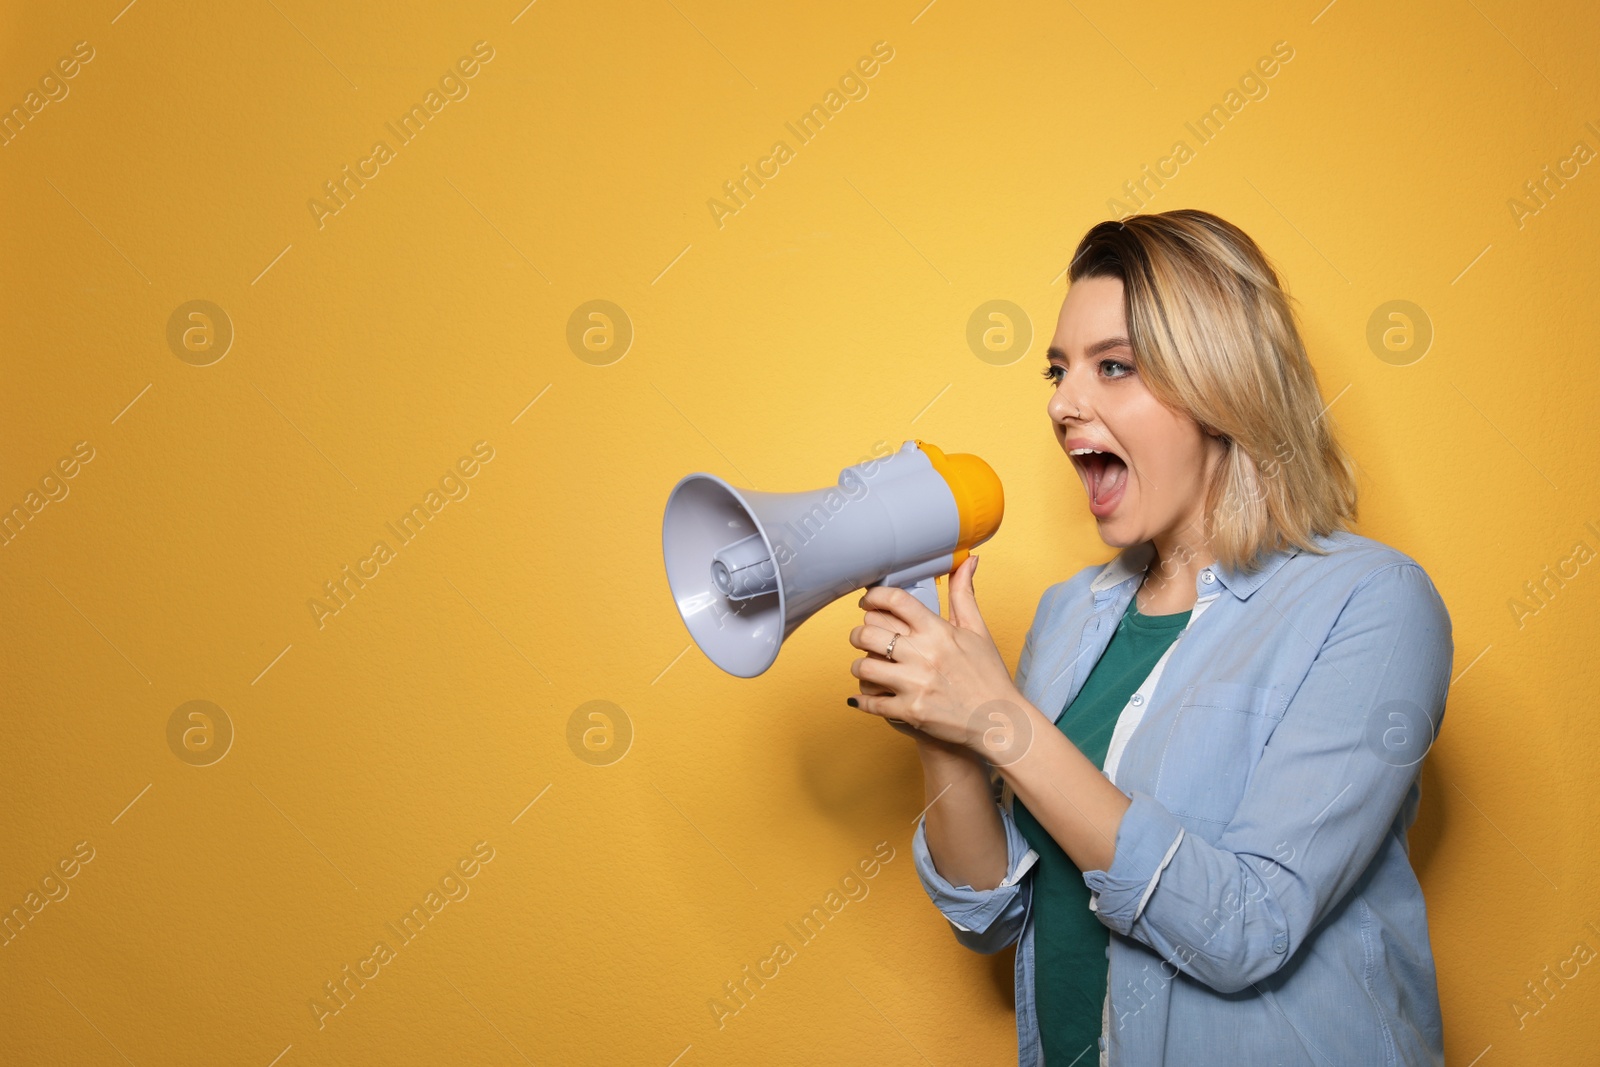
[{"xmin": 1068, "ymin": 446, "xmax": 1129, "ymax": 514}]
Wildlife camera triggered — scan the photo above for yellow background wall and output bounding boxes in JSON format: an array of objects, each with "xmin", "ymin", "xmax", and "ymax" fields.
[{"xmin": 2, "ymin": 1, "xmax": 1596, "ymax": 1064}]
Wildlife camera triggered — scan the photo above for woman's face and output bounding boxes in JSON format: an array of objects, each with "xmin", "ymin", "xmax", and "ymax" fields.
[{"xmin": 1046, "ymin": 274, "xmax": 1222, "ymax": 552}]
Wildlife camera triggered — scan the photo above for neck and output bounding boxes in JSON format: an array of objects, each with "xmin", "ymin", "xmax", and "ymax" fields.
[
  {"xmin": 1138, "ymin": 437, "xmax": 1227, "ymax": 613},
  {"xmin": 1136, "ymin": 522, "xmax": 1216, "ymax": 615}
]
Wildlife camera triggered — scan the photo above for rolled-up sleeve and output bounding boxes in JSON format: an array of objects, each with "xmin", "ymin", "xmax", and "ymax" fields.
[
  {"xmin": 912, "ymin": 793, "xmax": 1039, "ymax": 954},
  {"xmin": 1085, "ymin": 800, "xmax": 1185, "ymax": 925},
  {"xmin": 1080, "ymin": 562, "xmax": 1453, "ymax": 995}
]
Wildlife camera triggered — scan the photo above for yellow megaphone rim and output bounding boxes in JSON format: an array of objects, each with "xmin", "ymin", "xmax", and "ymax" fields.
[{"xmin": 913, "ymin": 440, "xmax": 1005, "ymax": 571}]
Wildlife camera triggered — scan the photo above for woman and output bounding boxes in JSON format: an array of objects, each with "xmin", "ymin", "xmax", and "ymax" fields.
[{"xmin": 845, "ymin": 209, "xmax": 1453, "ymax": 1066}]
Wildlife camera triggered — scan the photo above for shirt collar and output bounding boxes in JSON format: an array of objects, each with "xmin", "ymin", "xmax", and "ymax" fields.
[{"xmin": 1088, "ymin": 537, "xmax": 1303, "ymax": 601}]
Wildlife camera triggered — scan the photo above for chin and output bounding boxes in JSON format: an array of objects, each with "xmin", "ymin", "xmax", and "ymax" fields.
[{"xmin": 1090, "ymin": 515, "xmax": 1142, "ymax": 545}]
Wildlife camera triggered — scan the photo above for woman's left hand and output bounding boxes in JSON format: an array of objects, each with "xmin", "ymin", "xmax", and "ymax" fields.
[{"xmin": 847, "ymin": 554, "xmax": 1025, "ymax": 753}]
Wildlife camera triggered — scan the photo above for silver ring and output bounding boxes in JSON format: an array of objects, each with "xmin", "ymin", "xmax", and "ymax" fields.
[{"xmin": 883, "ymin": 634, "xmax": 899, "ymax": 661}]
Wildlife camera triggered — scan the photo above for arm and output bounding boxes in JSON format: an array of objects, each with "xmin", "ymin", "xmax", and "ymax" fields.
[
  {"xmin": 909, "ymin": 593, "xmax": 1055, "ymax": 952},
  {"xmin": 1078, "ymin": 562, "xmax": 1453, "ymax": 994},
  {"xmin": 911, "ymin": 749, "xmax": 1040, "ymax": 954},
  {"xmin": 918, "ymin": 740, "xmax": 1008, "ymax": 891},
  {"xmin": 990, "ymin": 699, "xmax": 1134, "ymax": 875}
]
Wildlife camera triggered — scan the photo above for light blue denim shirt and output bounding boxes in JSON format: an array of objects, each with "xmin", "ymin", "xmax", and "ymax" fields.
[{"xmin": 912, "ymin": 529, "xmax": 1452, "ymax": 1066}]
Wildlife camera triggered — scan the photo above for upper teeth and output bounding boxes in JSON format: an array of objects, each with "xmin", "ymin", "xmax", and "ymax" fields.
[{"xmin": 1069, "ymin": 448, "xmax": 1105, "ymax": 456}]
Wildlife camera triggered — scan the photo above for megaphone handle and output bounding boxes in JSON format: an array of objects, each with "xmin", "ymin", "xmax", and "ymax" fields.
[{"xmin": 895, "ymin": 575, "xmax": 941, "ymax": 618}]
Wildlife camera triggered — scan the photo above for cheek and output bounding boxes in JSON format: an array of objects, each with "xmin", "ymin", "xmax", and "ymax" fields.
[
  {"xmin": 1147, "ymin": 443, "xmax": 1209, "ymax": 503},
  {"xmin": 1140, "ymin": 435, "xmax": 1184, "ymax": 473},
  {"xmin": 1124, "ymin": 415, "xmax": 1201, "ymax": 497}
]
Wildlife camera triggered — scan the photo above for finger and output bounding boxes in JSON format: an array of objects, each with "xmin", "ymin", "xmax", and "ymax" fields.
[
  {"xmin": 858, "ymin": 583, "xmax": 939, "ymax": 633},
  {"xmin": 851, "ymin": 649, "xmax": 908, "ymax": 691},
  {"xmin": 857, "ymin": 679, "xmax": 895, "ymax": 696},
  {"xmin": 862, "ymin": 607, "xmax": 909, "ymax": 637},
  {"xmin": 848, "ymin": 690, "xmax": 901, "ymax": 722},
  {"xmin": 947, "ymin": 554, "xmax": 990, "ymax": 637},
  {"xmin": 849, "ymin": 622, "xmax": 919, "ymax": 663}
]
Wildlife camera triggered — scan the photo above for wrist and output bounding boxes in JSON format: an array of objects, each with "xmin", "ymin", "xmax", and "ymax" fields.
[
  {"xmin": 915, "ymin": 733, "xmax": 981, "ymax": 770},
  {"xmin": 966, "ymin": 689, "xmax": 1043, "ymax": 770}
]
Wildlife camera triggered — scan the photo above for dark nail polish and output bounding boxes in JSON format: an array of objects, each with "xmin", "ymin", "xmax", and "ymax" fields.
[{"xmin": 846, "ymin": 697, "xmax": 859, "ymax": 708}]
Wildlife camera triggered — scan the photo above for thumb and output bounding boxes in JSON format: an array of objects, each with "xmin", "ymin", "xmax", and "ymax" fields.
[{"xmin": 948, "ymin": 554, "xmax": 989, "ymax": 635}]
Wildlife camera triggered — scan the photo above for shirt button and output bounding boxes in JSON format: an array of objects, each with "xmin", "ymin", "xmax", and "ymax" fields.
[
  {"xmin": 1272, "ymin": 938, "xmax": 1287, "ymax": 953},
  {"xmin": 1201, "ymin": 570, "xmax": 1215, "ymax": 584},
  {"xmin": 1131, "ymin": 693, "xmax": 1144, "ymax": 706}
]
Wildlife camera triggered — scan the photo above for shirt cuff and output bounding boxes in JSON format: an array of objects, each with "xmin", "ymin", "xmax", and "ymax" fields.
[
  {"xmin": 912, "ymin": 806, "xmax": 1038, "ymax": 934},
  {"xmin": 1081, "ymin": 790, "xmax": 1186, "ymax": 936}
]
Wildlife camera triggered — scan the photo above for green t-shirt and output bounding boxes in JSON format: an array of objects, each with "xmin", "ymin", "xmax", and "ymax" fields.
[{"xmin": 1013, "ymin": 594, "xmax": 1192, "ymax": 1066}]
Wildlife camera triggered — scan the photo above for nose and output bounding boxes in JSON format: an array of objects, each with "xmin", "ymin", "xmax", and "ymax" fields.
[{"xmin": 1047, "ymin": 378, "xmax": 1086, "ymax": 425}]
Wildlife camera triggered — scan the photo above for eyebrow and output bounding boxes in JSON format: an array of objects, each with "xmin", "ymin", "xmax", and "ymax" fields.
[{"xmin": 1046, "ymin": 336, "xmax": 1133, "ymax": 362}]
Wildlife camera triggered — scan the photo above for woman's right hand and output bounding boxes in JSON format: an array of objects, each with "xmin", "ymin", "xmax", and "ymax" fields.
[{"xmin": 856, "ymin": 604, "xmax": 983, "ymax": 765}]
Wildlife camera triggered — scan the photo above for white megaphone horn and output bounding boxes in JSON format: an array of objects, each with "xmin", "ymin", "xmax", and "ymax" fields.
[{"xmin": 662, "ymin": 439, "xmax": 1005, "ymax": 678}]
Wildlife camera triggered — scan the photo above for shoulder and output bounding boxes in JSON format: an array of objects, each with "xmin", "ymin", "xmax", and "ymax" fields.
[
  {"xmin": 1276, "ymin": 530, "xmax": 1453, "ymax": 639},
  {"xmin": 1288, "ymin": 530, "xmax": 1446, "ymax": 597}
]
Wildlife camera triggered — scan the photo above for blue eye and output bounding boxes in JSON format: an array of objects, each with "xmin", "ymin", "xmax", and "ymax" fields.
[{"xmin": 1041, "ymin": 359, "xmax": 1134, "ymax": 384}]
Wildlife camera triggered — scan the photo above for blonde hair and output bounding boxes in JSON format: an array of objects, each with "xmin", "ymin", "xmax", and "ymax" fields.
[{"xmin": 1066, "ymin": 209, "xmax": 1359, "ymax": 573}]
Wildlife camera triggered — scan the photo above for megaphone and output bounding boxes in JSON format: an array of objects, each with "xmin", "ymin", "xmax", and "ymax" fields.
[{"xmin": 662, "ymin": 440, "xmax": 1004, "ymax": 677}]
